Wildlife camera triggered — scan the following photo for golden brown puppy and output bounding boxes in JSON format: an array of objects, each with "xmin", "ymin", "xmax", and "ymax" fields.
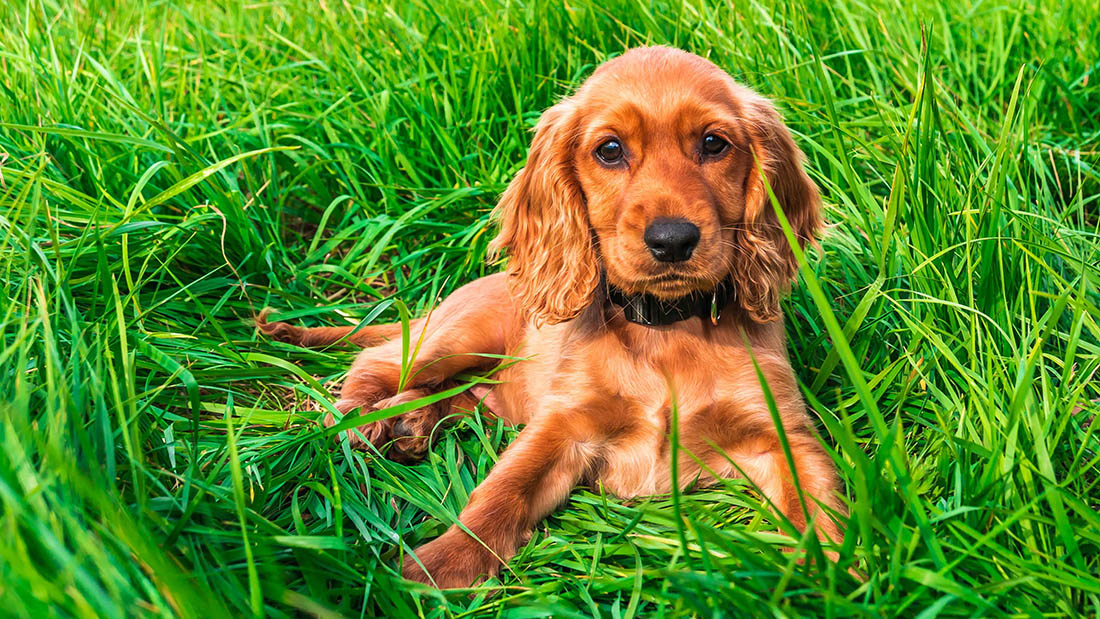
[{"xmin": 258, "ymin": 46, "xmax": 843, "ymax": 588}]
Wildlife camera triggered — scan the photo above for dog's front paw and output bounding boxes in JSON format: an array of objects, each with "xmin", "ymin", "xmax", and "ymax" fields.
[{"xmin": 401, "ymin": 528, "xmax": 499, "ymax": 589}]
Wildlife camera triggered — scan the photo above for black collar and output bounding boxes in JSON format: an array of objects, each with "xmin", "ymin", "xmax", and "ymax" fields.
[{"xmin": 604, "ymin": 275, "xmax": 737, "ymax": 326}]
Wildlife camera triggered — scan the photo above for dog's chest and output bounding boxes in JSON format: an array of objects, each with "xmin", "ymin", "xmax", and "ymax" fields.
[
  {"xmin": 591, "ymin": 336, "xmax": 752, "ymax": 498},
  {"xmin": 501, "ymin": 319, "xmax": 784, "ymax": 497}
]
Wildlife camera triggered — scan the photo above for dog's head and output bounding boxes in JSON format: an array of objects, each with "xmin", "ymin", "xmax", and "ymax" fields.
[{"xmin": 492, "ymin": 46, "xmax": 821, "ymax": 325}]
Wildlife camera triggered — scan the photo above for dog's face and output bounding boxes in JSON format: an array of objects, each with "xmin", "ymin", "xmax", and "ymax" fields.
[
  {"xmin": 573, "ymin": 62, "xmax": 754, "ymax": 299},
  {"xmin": 492, "ymin": 47, "xmax": 821, "ymax": 325}
]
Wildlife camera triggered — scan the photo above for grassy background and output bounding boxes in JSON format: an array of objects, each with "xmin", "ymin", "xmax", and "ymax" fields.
[{"xmin": 2, "ymin": 0, "xmax": 1099, "ymax": 616}]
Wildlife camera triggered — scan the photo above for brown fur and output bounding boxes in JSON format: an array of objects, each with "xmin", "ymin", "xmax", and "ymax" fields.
[{"xmin": 259, "ymin": 47, "xmax": 843, "ymax": 588}]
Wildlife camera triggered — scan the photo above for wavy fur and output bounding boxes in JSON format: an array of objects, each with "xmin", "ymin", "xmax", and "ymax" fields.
[{"xmin": 490, "ymin": 101, "xmax": 601, "ymax": 325}]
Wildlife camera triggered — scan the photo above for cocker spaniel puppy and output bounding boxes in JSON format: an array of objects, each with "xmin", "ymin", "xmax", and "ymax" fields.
[{"xmin": 259, "ymin": 46, "xmax": 843, "ymax": 588}]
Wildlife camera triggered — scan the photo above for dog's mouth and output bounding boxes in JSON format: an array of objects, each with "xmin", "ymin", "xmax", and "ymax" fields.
[
  {"xmin": 633, "ymin": 272, "xmax": 717, "ymax": 298},
  {"xmin": 604, "ymin": 248, "xmax": 727, "ymax": 299}
]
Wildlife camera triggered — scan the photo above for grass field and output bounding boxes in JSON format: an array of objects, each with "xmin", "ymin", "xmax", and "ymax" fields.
[{"xmin": 2, "ymin": 0, "xmax": 1099, "ymax": 616}]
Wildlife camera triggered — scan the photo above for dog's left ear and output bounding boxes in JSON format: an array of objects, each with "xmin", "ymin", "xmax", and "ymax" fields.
[{"xmin": 732, "ymin": 94, "xmax": 822, "ymax": 323}]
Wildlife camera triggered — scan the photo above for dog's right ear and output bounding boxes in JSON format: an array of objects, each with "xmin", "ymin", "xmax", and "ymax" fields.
[{"xmin": 490, "ymin": 100, "xmax": 599, "ymax": 325}]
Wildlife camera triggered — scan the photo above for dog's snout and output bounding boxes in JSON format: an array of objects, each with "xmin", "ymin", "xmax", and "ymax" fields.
[{"xmin": 644, "ymin": 218, "xmax": 700, "ymax": 263}]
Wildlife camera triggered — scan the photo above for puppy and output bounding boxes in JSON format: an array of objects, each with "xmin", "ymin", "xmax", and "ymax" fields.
[{"xmin": 259, "ymin": 46, "xmax": 843, "ymax": 588}]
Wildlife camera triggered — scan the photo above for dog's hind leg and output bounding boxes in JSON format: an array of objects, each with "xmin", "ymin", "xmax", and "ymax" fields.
[
  {"xmin": 257, "ymin": 308, "xmax": 411, "ymax": 348},
  {"xmin": 346, "ymin": 384, "xmax": 485, "ymax": 462},
  {"xmin": 275, "ymin": 274, "xmax": 521, "ymax": 457}
]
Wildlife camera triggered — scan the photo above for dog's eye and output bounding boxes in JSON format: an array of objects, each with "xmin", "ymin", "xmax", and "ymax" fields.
[
  {"xmin": 596, "ymin": 139, "xmax": 624, "ymax": 164},
  {"xmin": 701, "ymin": 133, "xmax": 729, "ymax": 157}
]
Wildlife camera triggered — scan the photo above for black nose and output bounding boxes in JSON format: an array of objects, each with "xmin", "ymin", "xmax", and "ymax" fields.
[{"xmin": 644, "ymin": 218, "xmax": 700, "ymax": 262}]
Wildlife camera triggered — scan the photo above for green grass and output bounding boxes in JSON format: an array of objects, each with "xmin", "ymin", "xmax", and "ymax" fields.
[{"xmin": 1, "ymin": 0, "xmax": 1099, "ymax": 615}]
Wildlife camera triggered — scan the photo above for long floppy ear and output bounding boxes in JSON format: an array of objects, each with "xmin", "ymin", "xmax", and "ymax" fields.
[
  {"xmin": 489, "ymin": 100, "xmax": 599, "ymax": 325},
  {"xmin": 733, "ymin": 94, "xmax": 822, "ymax": 323}
]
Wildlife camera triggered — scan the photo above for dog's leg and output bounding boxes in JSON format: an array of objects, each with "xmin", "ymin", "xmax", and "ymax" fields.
[
  {"xmin": 681, "ymin": 359, "xmax": 846, "ymax": 548},
  {"xmin": 713, "ymin": 430, "xmax": 844, "ymax": 546},
  {"xmin": 256, "ymin": 308, "xmax": 411, "ymax": 348},
  {"xmin": 300, "ymin": 274, "xmax": 521, "ymax": 456},
  {"xmin": 401, "ymin": 415, "xmax": 598, "ymax": 588},
  {"xmin": 343, "ymin": 384, "xmax": 483, "ymax": 462}
]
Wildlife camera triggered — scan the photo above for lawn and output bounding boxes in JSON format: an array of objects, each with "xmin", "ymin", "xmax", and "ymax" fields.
[{"xmin": 1, "ymin": 0, "xmax": 1099, "ymax": 616}]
